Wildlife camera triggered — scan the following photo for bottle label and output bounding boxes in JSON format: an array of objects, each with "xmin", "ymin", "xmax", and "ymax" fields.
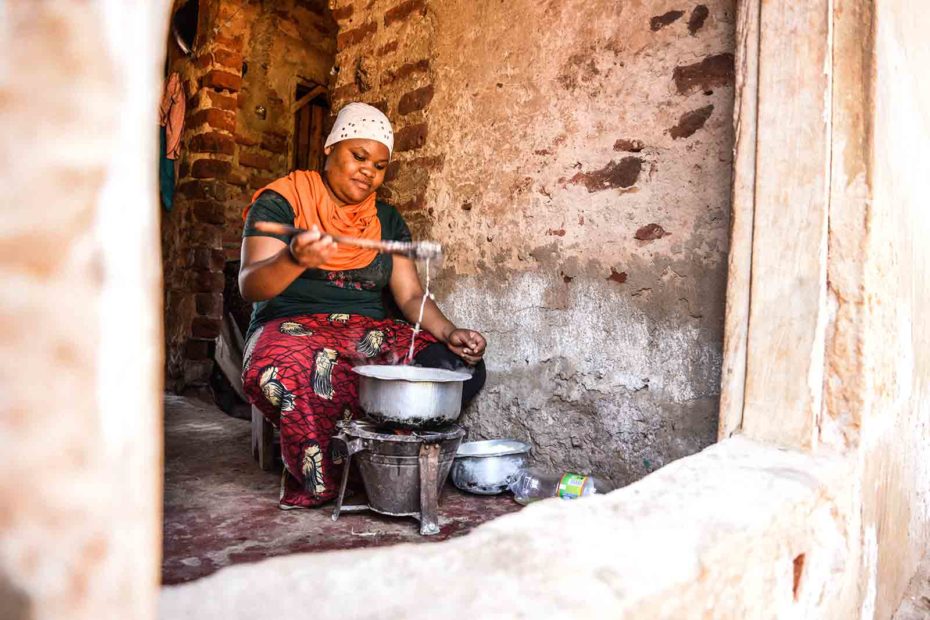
[{"xmin": 557, "ymin": 473, "xmax": 589, "ymax": 499}]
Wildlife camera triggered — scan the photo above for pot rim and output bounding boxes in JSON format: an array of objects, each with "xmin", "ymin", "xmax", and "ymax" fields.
[
  {"xmin": 353, "ymin": 364, "xmax": 472, "ymax": 383},
  {"xmin": 455, "ymin": 439, "xmax": 531, "ymax": 458}
]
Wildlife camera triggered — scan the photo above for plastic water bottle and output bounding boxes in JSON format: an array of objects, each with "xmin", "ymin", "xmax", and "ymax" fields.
[{"xmin": 509, "ymin": 468, "xmax": 612, "ymax": 505}]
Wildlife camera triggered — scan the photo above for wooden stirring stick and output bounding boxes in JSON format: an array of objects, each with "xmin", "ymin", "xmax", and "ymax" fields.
[{"xmin": 253, "ymin": 221, "xmax": 442, "ymax": 260}]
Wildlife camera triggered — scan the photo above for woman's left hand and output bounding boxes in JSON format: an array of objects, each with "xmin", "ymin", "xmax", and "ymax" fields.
[{"xmin": 446, "ymin": 329, "xmax": 486, "ymax": 366}]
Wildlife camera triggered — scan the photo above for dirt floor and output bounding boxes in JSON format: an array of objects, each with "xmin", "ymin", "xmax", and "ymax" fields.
[{"xmin": 162, "ymin": 394, "xmax": 523, "ymax": 584}]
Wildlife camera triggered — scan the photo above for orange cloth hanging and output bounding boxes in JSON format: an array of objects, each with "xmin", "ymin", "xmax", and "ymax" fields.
[
  {"xmin": 245, "ymin": 170, "xmax": 381, "ymax": 271},
  {"xmin": 158, "ymin": 72, "xmax": 185, "ymax": 160}
]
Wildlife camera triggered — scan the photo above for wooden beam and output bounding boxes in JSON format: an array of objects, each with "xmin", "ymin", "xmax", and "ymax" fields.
[
  {"xmin": 740, "ymin": 0, "xmax": 833, "ymax": 449},
  {"xmin": 291, "ymin": 85, "xmax": 327, "ymax": 114},
  {"xmin": 719, "ymin": 0, "xmax": 761, "ymax": 441}
]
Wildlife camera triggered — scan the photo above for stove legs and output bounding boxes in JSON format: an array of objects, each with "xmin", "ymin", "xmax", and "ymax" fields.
[{"xmin": 418, "ymin": 443, "xmax": 441, "ymax": 535}]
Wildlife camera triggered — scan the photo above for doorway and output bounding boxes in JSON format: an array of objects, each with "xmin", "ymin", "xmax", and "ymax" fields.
[{"xmin": 293, "ymin": 81, "xmax": 328, "ymax": 172}]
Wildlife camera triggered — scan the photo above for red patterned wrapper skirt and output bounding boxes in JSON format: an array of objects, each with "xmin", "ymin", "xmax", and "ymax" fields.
[{"xmin": 241, "ymin": 313, "xmax": 437, "ymax": 508}]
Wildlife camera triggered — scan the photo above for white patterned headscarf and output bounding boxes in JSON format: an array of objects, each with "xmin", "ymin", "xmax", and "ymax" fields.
[{"xmin": 324, "ymin": 102, "xmax": 394, "ymax": 155}]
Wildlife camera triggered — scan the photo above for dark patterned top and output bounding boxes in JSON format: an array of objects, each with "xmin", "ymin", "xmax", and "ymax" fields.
[{"xmin": 242, "ymin": 190, "xmax": 412, "ymax": 338}]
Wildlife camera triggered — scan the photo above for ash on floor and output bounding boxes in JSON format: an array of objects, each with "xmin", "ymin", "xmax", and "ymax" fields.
[{"xmin": 163, "ymin": 394, "xmax": 522, "ymax": 585}]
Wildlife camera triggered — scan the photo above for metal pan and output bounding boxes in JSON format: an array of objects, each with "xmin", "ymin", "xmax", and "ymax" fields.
[
  {"xmin": 451, "ymin": 439, "xmax": 531, "ymax": 495},
  {"xmin": 353, "ymin": 365, "xmax": 471, "ymax": 429}
]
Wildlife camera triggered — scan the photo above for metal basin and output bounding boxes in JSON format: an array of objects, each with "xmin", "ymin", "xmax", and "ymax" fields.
[
  {"xmin": 353, "ymin": 365, "xmax": 471, "ymax": 429},
  {"xmin": 451, "ymin": 439, "xmax": 531, "ymax": 495}
]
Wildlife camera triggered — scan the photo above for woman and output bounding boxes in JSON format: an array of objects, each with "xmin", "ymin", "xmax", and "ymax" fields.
[{"xmin": 239, "ymin": 102, "xmax": 487, "ymax": 509}]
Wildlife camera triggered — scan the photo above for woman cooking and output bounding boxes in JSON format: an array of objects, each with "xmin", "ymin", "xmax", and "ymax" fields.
[{"xmin": 240, "ymin": 102, "xmax": 487, "ymax": 509}]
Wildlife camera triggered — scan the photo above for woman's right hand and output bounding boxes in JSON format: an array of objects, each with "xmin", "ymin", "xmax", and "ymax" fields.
[{"xmin": 288, "ymin": 225, "xmax": 337, "ymax": 269}]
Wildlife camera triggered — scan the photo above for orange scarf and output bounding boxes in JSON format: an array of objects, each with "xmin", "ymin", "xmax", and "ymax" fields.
[{"xmin": 245, "ymin": 170, "xmax": 381, "ymax": 271}]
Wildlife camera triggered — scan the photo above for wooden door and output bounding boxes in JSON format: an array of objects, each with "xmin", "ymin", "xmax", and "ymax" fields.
[{"xmin": 293, "ymin": 83, "xmax": 328, "ymax": 172}]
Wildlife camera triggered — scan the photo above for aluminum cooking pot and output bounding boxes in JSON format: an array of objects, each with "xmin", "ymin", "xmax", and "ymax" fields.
[
  {"xmin": 451, "ymin": 439, "xmax": 531, "ymax": 495},
  {"xmin": 353, "ymin": 365, "xmax": 471, "ymax": 429}
]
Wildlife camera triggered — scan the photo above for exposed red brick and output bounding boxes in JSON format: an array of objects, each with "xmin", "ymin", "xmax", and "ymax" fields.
[
  {"xmin": 355, "ymin": 59, "xmax": 372, "ymax": 93},
  {"xmin": 613, "ymin": 138, "xmax": 645, "ymax": 152},
  {"xmin": 673, "ymin": 53, "xmax": 734, "ymax": 94},
  {"xmin": 195, "ymin": 293, "xmax": 223, "ymax": 317},
  {"xmin": 192, "ymin": 200, "xmax": 226, "ymax": 225},
  {"xmin": 235, "ymin": 132, "xmax": 260, "ymax": 147},
  {"xmin": 394, "ymin": 123, "xmax": 428, "ymax": 152},
  {"xmin": 190, "ymin": 248, "xmax": 210, "ymax": 270},
  {"xmin": 193, "ymin": 270, "xmax": 225, "ymax": 293},
  {"xmin": 228, "ymin": 171, "xmax": 249, "ymax": 187},
  {"xmin": 194, "ymin": 52, "xmax": 213, "ymax": 70},
  {"xmin": 179, "ymin": 160, "xmax": 191, "ymax": 179},
  {"xmin": 189, "ymin": 248, "xmax": 224, "ymax": 272},
  {"xmin": 397, "ymin": 84, "xmax": 435, "ymax": 115},
  {"xmin": 213, "ymin": 34, "xmax": 244, "ymax": 51},
  {"xmin": 650, "ymin": 10, "xmax": 684, "ymax": 31},
  {"xmin": 385, "ymin": 160, "xmax": 402, "ymax": 182},
  {"xmin": 383, "ymin": 59, "xmax": 430, "ymax": 85},
  {"xmin": 384, "ymin": 0, "xmax": 427, "ymax": 26},
  {"xmin": 222, "ymin": 239, "xmax": 240, "ymax": 258},
  {"xmin": 202, "ymin": 70, "xmax": 242, "ymax": 93},
  {"xmin": 188, "ymin": 132, "xmax": 236, "ymax": 155},
  {"xmin": 210, "ymin": 91, "xmax": 239, "ymax": 112},
  {"xmin": 688, "ymin": 5, "xmax": 710, "ymax": 34},
  {"xmin": 190, "ymin": 158, "xmax": 232, "ymax": 180},
  {"xmin": 337, "ymin": 22, "xmax": 377, "ymax": 51},
  {"xmin": 368, "ymin": 100, "xmax": 388, "ymax": 114},
  {"xmin": 212, "ymin": 48, "xmax": 243, "ymax": 70},
  {"xmin": 569, "ymin": 157, "xmax": 643, "ymax": 192},
  {"xmin": 189, "ymin": 224, "xmax": 222, "ymax": 249},
  {"xmin": 261, "ymin": 132, "xmax": 288, "ymax": 154},
  {"xmin": 249, "ymin": 174, "xmax": 277, "ymax": 190},
  {"xmin": 607, "ymin": 268, "xmax": 628, "ymax": 283},
  {"xmin": 189, "ymin": 108, "xmax": 236, "ymax": 133},
  {"xmin": 669, "ymin": 105, "xmax": 714, "ymax": 139},
  {"xmin": 184, "ymin": 339, "xmax": 211, "ymax": 360},
  {"xmin": 177, "ymin": 180, "xmax": 228, "ymax": 201},
  {"xmin": 793, "ymin": 554, "xmax": 805, "ymax": 599},
  {"xmin": 378, "ymin": 40, "xmax": 399, "ymax": 55},
  {"xmin": 210, "ymin": 249, "xmax": 226, "ymax": 271},
  {"xmin": 396, "ymin": 191, "xmax": 426, "ymax": 214},
  {"xmin": 634, "ymin": 223, "xmax": 670, "ymax": 241},
  {"xmin": 331, "ymin": 6, "xmax": 353, "ymax": 21},
  {"xmin": 191, "ymin": 316, "xmax": 222, "ymax": 339},
  {"xmin": 238, "ymin": 151, "xmax": 273, "ymax": 171}
]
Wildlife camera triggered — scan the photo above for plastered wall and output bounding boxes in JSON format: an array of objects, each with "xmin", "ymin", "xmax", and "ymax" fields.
[
  {"xmin": 860, "ymin": 0, "xmax": 930, "ymax": 615},
  {"xmin": 330, "ymin": 0, "xmax": 736, "ymax": 483},
  {"xmin": 0, "ymin": 3, "xmax": 166, "ymax": 618}
]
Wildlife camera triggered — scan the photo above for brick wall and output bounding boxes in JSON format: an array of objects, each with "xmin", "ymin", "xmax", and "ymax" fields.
[
  {"xmin": 329, "ymin": 0, "xmax": 439, "ymax": 238},
  {"xmin": 162, "ymin": 0, "xmax": 335, "ymax": 388}
]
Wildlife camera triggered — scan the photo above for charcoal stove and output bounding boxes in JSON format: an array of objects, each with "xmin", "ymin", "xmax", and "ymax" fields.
[{"xmin": 330, "ymin": 419, "xmax": 465, "ymax": 535}]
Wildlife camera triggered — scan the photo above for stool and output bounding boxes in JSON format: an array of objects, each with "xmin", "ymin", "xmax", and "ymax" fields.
[{"xmin": 250, "ymin": 405, "xmax": 275, "ymax": 471}]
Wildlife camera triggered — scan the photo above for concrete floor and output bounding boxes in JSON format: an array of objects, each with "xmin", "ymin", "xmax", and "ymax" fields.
[{"xmin": 162, "ymin": 394, "xmax": 522, "ymax": 584}]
